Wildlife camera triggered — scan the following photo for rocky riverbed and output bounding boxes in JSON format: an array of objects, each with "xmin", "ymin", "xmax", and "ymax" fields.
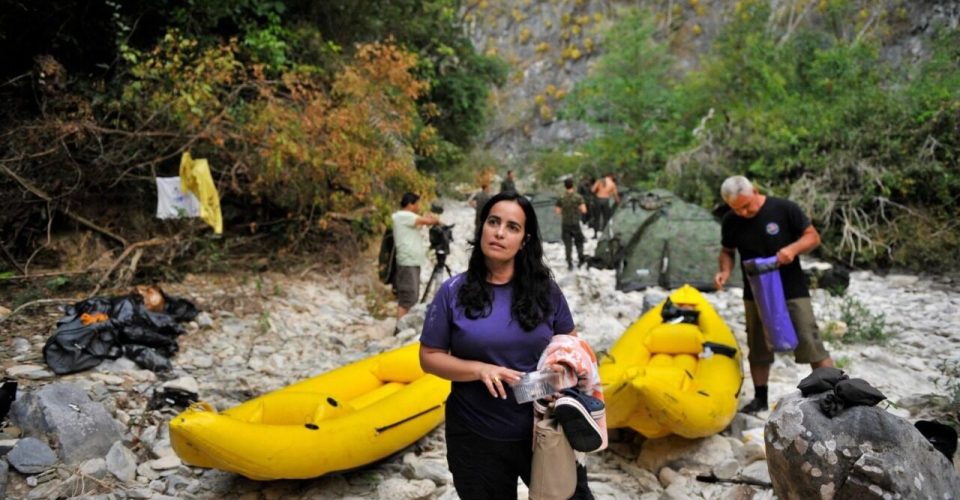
[{"xmin": 1, "ymin": 198, "xmax": 958, "ymax": 499}]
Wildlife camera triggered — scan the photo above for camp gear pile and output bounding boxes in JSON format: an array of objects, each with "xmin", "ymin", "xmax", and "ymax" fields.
[
  {"xmin": 43, "ymin": 288, "xmax": 198, "ymax": 374},
  {"xmin": 797, "ymin": 367, "xmax": 886, "ymax": 418}
]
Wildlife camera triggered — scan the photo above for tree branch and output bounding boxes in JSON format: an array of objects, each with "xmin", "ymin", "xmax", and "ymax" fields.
[
  {"xmin": 90, "ymin": 237, "xmax": 168, "ymax": 297},
  {"xmin": 0, "ymin": 163, "xmax": 129, "ymax": 247},
  {"xmin": 0, "ymin": 239, "xmax": 25, "ymax": 274},
  {"xmin": 0, "ymin": 298, "xmax": 75, "ymax": 324}
]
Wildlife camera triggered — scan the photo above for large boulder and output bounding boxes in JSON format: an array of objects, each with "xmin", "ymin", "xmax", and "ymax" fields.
[
  {"xmin": 765, "ymin": 391, "xmax": 960, "ymax": 499},
  {"xmin": 9, "ymin": 382, "xmax": 122, "ymax": 465},
  {"xmin": 0, "ymin": 458, "xmax": 8, "ymax": 497}
]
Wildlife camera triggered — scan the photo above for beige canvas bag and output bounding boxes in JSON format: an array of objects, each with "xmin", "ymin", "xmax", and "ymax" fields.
[{"xmin": 529, "ymin": 417, "xmax": 577, "ymax": 500}]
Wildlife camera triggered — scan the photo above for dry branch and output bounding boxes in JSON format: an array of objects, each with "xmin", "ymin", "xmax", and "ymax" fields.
[
  {"xmin": 0, "ymin": 297, "xmax": 75, "ymax": 324},
  {"xmin": 0, "ymin": 240, "xmax": 25, "ymax": 274},
  {"xmin": 0, "ymin": 270, "xmax": 98, "ymax": 281},
  {"xmin": 90, "ymin": 238, "xmax": 168, "ymax": 297},
  {"xmin": 0, "ymin": 163, "xmax": 129, "ymax": 247}
]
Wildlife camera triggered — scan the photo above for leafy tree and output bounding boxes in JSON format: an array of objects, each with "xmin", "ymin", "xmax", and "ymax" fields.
[
  {"xmin": 0, "ymin": 0, "xmax": 472, "ymax": 263},
  {"xmin": 283, "ymin": 0, "xmax": 508, "ymax": 173},
  {"xmin": 561, "ymin": 12, "xmax": 688, "ymax": 183},
  {"xmin": 557, "ymin": 4, "xmax": 960, "ymax": 270}
]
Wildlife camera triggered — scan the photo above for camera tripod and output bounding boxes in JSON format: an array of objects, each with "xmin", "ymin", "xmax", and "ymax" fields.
[{"xmin": 420, "ymin": 250, "xmax": 452, "ymax": 303}]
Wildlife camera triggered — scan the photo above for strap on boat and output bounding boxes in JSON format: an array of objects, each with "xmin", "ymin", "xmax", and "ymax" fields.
[
  {"xmin": 187, "ymin": 401, "xmax": 216, "ymax": 413},
  {"xmin": 702, "ymin": 342, "xmax": 737, "ymax": 358},
  {"xmin": 375, "ymin": 404, "xmax": 443, "ymax": 434}
]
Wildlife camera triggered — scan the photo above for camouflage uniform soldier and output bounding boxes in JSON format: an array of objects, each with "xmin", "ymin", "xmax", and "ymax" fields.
[{"xmin": 555, "ymin": 178, "xmax": 588, "ymax": 270}]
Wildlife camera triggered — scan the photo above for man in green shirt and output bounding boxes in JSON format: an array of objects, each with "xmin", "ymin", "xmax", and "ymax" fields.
[
  {"xmin": 555, "ymin": 178, "xmax": 587, "ymax": 270},
  {"xmin": 468, "ymin": 182, "xmax": 492, "ymax": 230},
  {"xmin": 500, "ymin": 169, "xmax": 516, "ymax": 193},
  {"xmin": 392, "ymin": 192, "xmax": 440, "ymax": 319}
]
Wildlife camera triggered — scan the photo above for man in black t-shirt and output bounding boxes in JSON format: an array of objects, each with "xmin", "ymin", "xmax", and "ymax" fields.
[{"xmin": 714, "ymin": 175, "xmax": 833, "ymax": 414}]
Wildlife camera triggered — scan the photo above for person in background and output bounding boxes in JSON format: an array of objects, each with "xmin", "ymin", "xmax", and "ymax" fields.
[
  {"xmin": 419, "ymin": 191, "xmax": 593, "ymax": 499},
  {"xmin": 590, "ymin": 172, "xmax": 620, "ymax": 235},
  {"xmin": 555, "ymin": 178, "xmax": 587, "ymax": 271},
  {"xmin": 500, "ymin": 169, "xmax": 516, "ymax": 193},
  {"xmin": 468, "ymin": 182, "xmax": 492, "ymax": 231},
  {"xmin": 577, "ymin": 175, "xmax": 597, "ymax": 236},
  {"xmin": 714, "ymin": 175, "xmax": 834, "ymax": 414},
  {"xmin": 392, "ymin": 192, "xmax": 440, "ymax": 321}
]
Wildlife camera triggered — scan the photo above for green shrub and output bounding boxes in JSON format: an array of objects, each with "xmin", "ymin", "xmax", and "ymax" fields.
[
  {"xmin": 837, "ymin": 296, "xmax": 887, "ymax": 344},
  {"xmin": 929, "ymin": 358, "xmax": 960, "ymax": 427},
  {"xmin": 834, "ymin": 355, "xmax": 852, "ymax": 370}
]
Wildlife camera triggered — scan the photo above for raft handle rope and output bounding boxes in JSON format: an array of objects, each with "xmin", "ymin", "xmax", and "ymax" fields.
[
  {"xmin": 702, "ymin": 342, "xmax": 737, "ymax": 358},
  {"xmin": 375, "ymin": 404, "xmax": 443, "ymax": 434}
]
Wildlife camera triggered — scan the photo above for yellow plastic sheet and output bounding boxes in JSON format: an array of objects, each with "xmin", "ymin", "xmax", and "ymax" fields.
[{"xmin": 179, "ymin": 152, "xmax": 223, "ymax": 234}]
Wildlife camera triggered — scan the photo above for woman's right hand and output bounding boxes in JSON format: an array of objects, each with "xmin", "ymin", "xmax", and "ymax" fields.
[
  {"xmin": 478, "ymin": 364, "xmax": 522, "ymax": 400},
  {"xmin": 420, "ymin": 347, "xmax": 523, "ymax": 397}
]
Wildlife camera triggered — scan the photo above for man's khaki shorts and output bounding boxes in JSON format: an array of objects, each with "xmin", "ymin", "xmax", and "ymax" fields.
[
  {"xmin": 744, "ymin": 298, "xmax": 830, "ymax": 365},
  {"xmin": 395, "ymin": 265, "xmax": 420, "ymax": 309}
]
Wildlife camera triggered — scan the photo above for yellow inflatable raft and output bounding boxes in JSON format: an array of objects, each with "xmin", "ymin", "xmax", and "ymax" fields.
[
  {"xmin": 600, "ymin": 285, "xmax": 743, "ymax": 439},
  {"xmin": 169, "ymin": 342, "xmax": 450, "ymax": 480}
]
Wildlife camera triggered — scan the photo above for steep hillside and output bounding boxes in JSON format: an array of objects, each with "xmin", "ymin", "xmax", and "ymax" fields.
[{"xmin": 467, "ymin": 0, "xmax": 960, "ymax": 174}]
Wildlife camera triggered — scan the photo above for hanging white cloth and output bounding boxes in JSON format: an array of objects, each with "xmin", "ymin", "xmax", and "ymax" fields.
[{"xmin": 156, "ymin": 176, "xmax": 201, "ymax": 219}]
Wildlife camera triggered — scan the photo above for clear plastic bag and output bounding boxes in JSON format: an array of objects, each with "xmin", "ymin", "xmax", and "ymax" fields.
[{"xmin": 511, "ymin": 367, "xmax": 577, "ymax": 404}]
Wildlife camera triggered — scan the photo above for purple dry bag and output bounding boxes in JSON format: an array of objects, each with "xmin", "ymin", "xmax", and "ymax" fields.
[{"xmin": 743, "ymin": 256, "xmax": 798, "ymax": 352}]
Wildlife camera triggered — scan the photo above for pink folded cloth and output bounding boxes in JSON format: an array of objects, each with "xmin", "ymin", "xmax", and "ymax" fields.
[{"xmin": 534, "ymin": 334, "xmax": 608, "ymax": 453}]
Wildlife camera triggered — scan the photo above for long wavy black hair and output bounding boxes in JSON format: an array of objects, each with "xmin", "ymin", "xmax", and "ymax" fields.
[{"xmin": 457, "ymin": 191, "xmax": 554, "ymax": 331}]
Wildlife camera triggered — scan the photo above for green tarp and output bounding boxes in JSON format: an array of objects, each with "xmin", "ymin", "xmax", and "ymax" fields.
[
  {"xmin": 595, "ymin": 189, "xmax": 742, "ymax": 292},
  {"xmin": 527, "ymin": 192, "xmax": 563, "ymax": 243}
]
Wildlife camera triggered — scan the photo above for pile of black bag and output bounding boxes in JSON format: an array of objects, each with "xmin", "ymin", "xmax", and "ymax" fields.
[
  {"xmin": 798, "ymin": 367, "xmax": 886, "ymax": 418},
  {"xmin": 43, "ymin": 288, "xmax": 198, "ymax": 374}
]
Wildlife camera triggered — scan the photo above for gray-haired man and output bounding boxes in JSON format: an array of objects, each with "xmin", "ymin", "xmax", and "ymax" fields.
[{"xmin": 714, "ymin": 175, "xmax": 834, "ymax": 414}]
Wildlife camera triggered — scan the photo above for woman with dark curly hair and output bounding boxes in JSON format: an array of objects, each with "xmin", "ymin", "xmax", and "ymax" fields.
[{"xmin": 419, "ymin": 191, "xmax": 592, "ymax": 499}]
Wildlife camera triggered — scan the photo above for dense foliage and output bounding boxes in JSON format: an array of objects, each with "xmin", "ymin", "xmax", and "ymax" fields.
[
  {"xmin": 0, "ymin": 0, "xmax": 503, "ymax": 271},
  {"xmin": 553, "ymin": 2, "xmax": 960, "ymax": 271}
]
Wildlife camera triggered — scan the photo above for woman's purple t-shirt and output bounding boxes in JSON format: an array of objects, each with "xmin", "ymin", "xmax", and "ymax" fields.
[{"xmin": 420, "ymin": 273, "xmax": 575, "ymax": 441}]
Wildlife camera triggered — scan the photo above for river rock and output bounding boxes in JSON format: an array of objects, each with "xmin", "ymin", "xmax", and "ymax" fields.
[
  {"xmin": 401, "ymin": 456, "xmax": 451, "ymax": 485},
  {"xmin": 0, "ymin": 438, "xmax": 17, "ymax": 455},
  {"xmin": 12, "ymin": 337, "xmax": 31, "ymax": 353},
  {"xmin": 162, "ymin": 376, "xmax": 199, "ymax": 395},
  {"xmin": 149, "ymin": 455, "xmax": 181, "ymax": 470},
  {"xmin": 6, "ymin": 436, "xmax": 57, "ymax": 474},
  {"xmin": 106, "ymin": 441, "xmax": 138, "ymax": 483},
  {"xmin": 713, "ymin": 458, "xmax": 741, "ymax": 480},
  {"xmin": 79, "ymin": 457, "xmax": 108, "ymax": 479},
  {"xmin": 376, "ymin": 477, "xmax": 436, "ymax": 499},
  {"xmin": 0, "ymin": 459, "xmax": 8, "ymax": 498},
  {"xmin": 765, "ymin": 391, "xmax": 960, "ymax": 498},
  {"xmin": 5, "ymin": 364, "xmax": 46, "ymax": 377},
  {"xmin": 638, "ymin": 434, "xmax": 734, "ymax": 472},
  {"xmin": 9, "ymin": 382, "xmax": 122, "ymax": 465}
]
